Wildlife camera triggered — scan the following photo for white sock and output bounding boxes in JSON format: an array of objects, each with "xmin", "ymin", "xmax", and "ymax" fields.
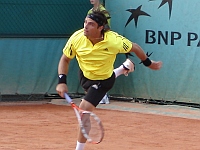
[
  {"xmin": 75, "ymin": 141, "xmax": 86, "ymax": 150},
  {"xmin": 114, "ymin": 65, "xmax": 124, "ymax": 78}
]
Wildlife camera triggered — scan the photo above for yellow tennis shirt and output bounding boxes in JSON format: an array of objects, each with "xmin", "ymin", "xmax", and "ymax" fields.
[{"xmin": 63, "ymin": 29, "xmax": 132, "ymax": 80}]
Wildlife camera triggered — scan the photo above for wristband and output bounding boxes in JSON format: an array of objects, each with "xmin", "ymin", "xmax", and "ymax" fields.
[
  {"xmin": 142, "ymin": 58, "xmax": 152, "ymax": 67},
  {"xmin": 58, "ymin": 74, "xmax": 67, "ymax": 84}
]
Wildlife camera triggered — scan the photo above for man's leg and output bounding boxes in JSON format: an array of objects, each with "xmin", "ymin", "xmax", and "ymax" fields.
[
  {"xmin": 100, "ymin": 59, "xmax": 135, "ymax": 105},
  {"xmin": 75, "ymin": 100, "xmax": 95, "ymax": 150},
  {"xmin": 76, "ymin": 73, "xmax": 115, "ymax": 149}
]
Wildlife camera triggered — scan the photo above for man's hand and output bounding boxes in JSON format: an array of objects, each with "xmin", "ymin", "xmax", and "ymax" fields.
[
  {"xmin": 56, "ymin": 83, "xmax": 68, "ymax": 98},
  {"xmin": 148, "ymin": 61, "xmax": 163, "ymax": 70}
]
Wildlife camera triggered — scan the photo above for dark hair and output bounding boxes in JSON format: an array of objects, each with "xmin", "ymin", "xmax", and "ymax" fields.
[{"xmin": 87, "ymin": 10, "xmax": 110, "ymax": 33}]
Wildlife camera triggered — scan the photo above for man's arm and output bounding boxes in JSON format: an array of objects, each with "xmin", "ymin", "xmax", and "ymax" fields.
[
  {"xmin": 56, "ymin": 54, "xmax": 71, "ymax": 97},
  {"xmin": 130, "ymin": 43, "xmax": 162, "ymax": 70},
  {"xmin": 58, "ymin": 54, "xmax": 71, "ymax": 75}
]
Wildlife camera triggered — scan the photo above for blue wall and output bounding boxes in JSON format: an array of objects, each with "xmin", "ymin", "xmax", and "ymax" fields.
[
  {"xmin": 0, "ymin": 38, "xmax": 65, "ymax": 94},
  {"xmin": 0, "ymin": 38, "xmax": 84, "ymax": 95},
  {"xmin": 106, "ymin": 0, "xmax": 200, "ymax": 103}
]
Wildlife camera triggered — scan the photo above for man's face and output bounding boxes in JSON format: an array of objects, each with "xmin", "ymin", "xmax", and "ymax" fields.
[
  {"xmin": 90, "ymin": 0, "xmax": 99, "ymax": 5},
  {"xmin": 83, "ymin": 17, "xmax": 102, "ymax": 38}
]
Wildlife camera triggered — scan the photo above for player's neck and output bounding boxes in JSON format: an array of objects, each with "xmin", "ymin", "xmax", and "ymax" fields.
[{"xmin": 89, "ymin": 34, "xmax": 104, "ymax": 45}]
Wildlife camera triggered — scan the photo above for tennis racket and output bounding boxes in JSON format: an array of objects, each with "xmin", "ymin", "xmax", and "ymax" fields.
[{"xmin": 64, "ymin": 93, "xmax": 104, "ymax": 144}]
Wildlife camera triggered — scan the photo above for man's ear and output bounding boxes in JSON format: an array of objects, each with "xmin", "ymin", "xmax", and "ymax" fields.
[{"xmin": 98, "ymin": 25, "xmax": 104, "ymax": 32}]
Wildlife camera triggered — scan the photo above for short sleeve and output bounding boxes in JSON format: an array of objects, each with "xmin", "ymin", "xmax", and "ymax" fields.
[
  {"xmin": 63, "ymin": 37, "xmax": 76, "ymax": 59},
  {"xmin": 117, "ymin": 35, "xmax": 133, "ymax": 53}
]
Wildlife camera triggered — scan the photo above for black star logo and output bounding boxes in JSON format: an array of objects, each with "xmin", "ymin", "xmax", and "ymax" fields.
[
  {"xmin": 158, "ymin": 0, "xmax": 173, "ymax": 19},
  {"xmin": 125, "ymin": 5, "xmax": 151, "ymax": 28},
  {"xmin": 149, "ymin": 0, "xmax": 173, "ymax": 19}
]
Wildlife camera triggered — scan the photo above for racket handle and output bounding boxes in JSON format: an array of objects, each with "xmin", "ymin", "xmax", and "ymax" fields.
[{"xmin": 64, "ymin": 93, "xmax": 72, "ymax": 103}]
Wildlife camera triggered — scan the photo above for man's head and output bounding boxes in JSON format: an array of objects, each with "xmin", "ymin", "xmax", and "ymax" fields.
[
  {"xmin": 84, "ymin": 11, "xmax": 108, "ymax": 38},
  {"xmin": 90, "ymin": 0, "xmax": 100, "ymax": 5}
]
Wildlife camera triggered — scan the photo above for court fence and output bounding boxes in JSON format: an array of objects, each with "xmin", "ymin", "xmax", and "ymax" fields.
[{"xmin": 0, "ymin": 0, "xmax": 91, "ymax": 37}]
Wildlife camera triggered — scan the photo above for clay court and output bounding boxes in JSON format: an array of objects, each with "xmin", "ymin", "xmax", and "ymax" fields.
[{"xmin": 1, "ymin": 99, "xmax": 200, "ymax": 150}]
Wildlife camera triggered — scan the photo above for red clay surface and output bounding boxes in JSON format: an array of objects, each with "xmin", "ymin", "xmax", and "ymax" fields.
[{"xmin": 0, "ymin": 100, "xmax": 200, "ymax": 150}]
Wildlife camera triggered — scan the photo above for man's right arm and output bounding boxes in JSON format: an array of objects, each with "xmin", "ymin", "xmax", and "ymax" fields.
[
  {"xmin": 58, "ymin": 54, "xmax": 71, "ymax": 75},
  {"xmin": 56, "ymin": 54, "xmax": 71, "ymax": 98}
]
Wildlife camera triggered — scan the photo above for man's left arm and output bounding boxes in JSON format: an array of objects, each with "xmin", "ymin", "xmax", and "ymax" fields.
[{"xmin": 130, "ymin": 43, "xmax": 162, "ymax": 70}]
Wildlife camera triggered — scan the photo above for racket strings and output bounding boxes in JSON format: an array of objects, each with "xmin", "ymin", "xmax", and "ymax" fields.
[
  {"xmin": 81, "ymin": 113, "xmax": 91, "ymax": 134},
  {"xmin": 81, "ymin": 113, "xmax": 103, "ymax": 143}
]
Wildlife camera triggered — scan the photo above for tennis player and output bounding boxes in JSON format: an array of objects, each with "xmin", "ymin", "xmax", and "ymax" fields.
[
  {"xmin": 88, "ymin": 0, "xmax": 111, "ymax": 104},
  {"xmin": 56, "ymin": 11, "xmax": 162, "ymax": 150}
]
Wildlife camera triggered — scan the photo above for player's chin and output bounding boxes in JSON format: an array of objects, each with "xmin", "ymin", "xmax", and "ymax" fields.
[{"xmin": 84, "ymin": 32, "xmax": 89, "ymax": 37}]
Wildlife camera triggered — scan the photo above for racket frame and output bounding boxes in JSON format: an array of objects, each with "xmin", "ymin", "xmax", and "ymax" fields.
[{"xmin": 64, "ymin": 93, "xmax": 104, "ymax": 144}]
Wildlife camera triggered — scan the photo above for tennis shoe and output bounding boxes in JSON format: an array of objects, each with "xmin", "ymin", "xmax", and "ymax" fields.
[
  {"xmin": 99, "ymin": 94, "xmax": 109, "ymax": 104},
  {"xmin": 122, "ymin": 58, "xmax": 135, "ymax": 76}
]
